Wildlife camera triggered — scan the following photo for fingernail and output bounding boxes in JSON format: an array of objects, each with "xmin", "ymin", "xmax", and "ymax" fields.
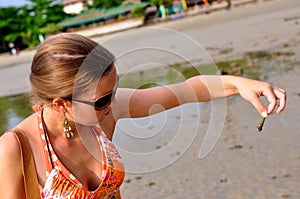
[{"xmin": 261, "ymin": 111, "xmax": 268, "ymax": 117}]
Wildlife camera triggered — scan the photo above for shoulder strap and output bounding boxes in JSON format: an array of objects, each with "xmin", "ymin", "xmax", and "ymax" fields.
[{"xmin": 12, "ymin": 129, "xmax": 41, "ymax": 199}]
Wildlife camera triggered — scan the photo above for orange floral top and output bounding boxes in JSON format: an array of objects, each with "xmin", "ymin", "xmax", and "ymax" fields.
[{"xmin": 37, "ymin": 111, "xmax": 125, "ymax": 199}]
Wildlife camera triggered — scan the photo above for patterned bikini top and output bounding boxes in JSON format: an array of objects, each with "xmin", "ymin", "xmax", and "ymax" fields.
[{"xmin": 37, "ymin": 111, "xmax": 124, "ymax": 199}]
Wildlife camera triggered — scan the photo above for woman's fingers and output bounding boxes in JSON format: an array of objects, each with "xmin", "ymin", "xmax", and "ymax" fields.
[
  {"xmin": 246, "ymin": 83, "xmax": 286, "ymax": 116},
  {"xmin": 260, "ymin": 86, "xmax": 286, "ymax": 115},
  {"xmin": 262, "ymin": 84, "xmax": 278, "ymax": 114},
  {"xmin": 251, "ymin": 96, "xmax": 268, "ymax": 117},
  {"xmin": 273, "ymin": 88, "xmax": 287, "ymax": 114}
]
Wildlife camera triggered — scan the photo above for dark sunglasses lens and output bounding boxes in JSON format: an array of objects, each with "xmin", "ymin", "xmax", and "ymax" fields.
[{"xmin": 94, "ymin": 92, "xmax": 114, "ymax": 110}]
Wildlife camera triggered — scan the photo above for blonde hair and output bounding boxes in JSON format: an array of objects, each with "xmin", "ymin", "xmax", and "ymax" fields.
[{"xmin": 30, "ymin": 33, "xmax": 115, "ymax": 105}]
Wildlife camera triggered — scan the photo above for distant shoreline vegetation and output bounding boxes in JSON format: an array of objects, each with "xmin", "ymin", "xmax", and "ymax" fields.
[{"xmin": 0, "ymin": 0, "xmax": 236, "ymax": 53}]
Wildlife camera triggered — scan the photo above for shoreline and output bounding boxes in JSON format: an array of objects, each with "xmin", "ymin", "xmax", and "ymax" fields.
[{"xmin": 0, "ymin": 0, "xmax": 277, "ymax": 69}]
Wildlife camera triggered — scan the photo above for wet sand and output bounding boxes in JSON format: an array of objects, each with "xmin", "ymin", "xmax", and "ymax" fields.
[
  {"xmin": 113, "ymin": 0, "xmax": 300, "ymax": 198},
  {"xmin": 0, "ymin": 0, "xmax": 299, "ymax": 198}
]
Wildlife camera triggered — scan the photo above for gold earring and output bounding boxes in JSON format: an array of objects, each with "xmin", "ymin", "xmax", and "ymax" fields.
[{"xmin": 63, "ymin": 114, "xmax": 74, "ymax": 139}]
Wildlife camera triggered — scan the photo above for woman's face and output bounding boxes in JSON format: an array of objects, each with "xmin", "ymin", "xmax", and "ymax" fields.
[{"xmin": 70, "ymin": 66, "xmax": 118, "ymax": 126}]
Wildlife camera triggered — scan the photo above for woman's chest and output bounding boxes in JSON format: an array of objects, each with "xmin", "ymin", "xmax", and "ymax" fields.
[{"xmin": 51, "ymin": 139, "xmax": 104, "ymax": 191}]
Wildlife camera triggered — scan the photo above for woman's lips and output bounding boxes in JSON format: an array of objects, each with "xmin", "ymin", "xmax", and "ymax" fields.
[{"xmin": 103, "ymin": 110, "xmax": 110, "ymax": 116}]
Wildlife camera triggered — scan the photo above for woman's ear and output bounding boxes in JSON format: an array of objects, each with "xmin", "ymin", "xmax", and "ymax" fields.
[{"xmin": 51, "ymin": 98, "xmax": 70, "ymax": 113}]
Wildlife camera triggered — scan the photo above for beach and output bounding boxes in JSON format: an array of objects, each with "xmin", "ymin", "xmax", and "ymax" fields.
[
  {"xmin": 114, "ymin": 0, "xmax": 300, "ymax": 198},
  {"xmin": 0, "ymin": 0, "xmax": 299, "ymax": 198}
]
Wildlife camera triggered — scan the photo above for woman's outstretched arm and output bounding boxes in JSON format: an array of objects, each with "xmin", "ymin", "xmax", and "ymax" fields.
[{"xmin": 114, "ymin": 75, "xmax": 286, "ymax": 118}]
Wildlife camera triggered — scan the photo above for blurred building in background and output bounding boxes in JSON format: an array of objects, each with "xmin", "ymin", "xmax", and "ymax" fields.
[{"xmin": 62, "ymin": 0, "xmax": 93, "ymax": 14}]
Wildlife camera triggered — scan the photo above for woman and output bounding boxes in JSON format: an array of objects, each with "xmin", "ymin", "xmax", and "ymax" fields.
[{"xmin": 0, "ymin": 33, "xmax": 286, "ymax": 198}]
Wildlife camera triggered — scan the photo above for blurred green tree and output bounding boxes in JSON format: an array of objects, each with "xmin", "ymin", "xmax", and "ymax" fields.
[
  {"xmin": 92, "ymin": 0, "xmax": 124, "ymax": 9},
  {"xmin": 0, "ymin": 0, "xmax": 69, "ymax": 48},
  {"xmin": 150, "ymin": 0, "xmax": 174, "ymax": 8}
]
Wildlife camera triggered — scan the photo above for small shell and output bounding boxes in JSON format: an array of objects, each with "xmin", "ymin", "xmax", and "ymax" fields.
[{"xmin": 257, "ymin": 117, "xmax": 266, "ymax": 132}]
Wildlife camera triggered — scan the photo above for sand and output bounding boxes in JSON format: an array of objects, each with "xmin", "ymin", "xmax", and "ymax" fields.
[
  {"xmin": 113, "ymin": 0, "xmax": 300, "ymax": 198},
  {"xmin": 0, "ymin": 0, "xmax": 299, "ymax": 198}
]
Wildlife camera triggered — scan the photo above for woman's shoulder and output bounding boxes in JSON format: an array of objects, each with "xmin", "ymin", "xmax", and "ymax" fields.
[
  {"xmin": 0, "ymin": 112, "xmax": 37, "ymax": 160},
  {"xmin": 0, "ymin": 130, "xmax": 19, "ymax": 148},
  {"xmin": 0, "ymin": 131, "xmax": 22, "ymax": 171},
  {"xmin": 0, "ymin": 131, "xmax": 25, "ymax": 197},
  {"xmin": 17, "ymin": 112, "xmax": 38, "ymax": 128}
]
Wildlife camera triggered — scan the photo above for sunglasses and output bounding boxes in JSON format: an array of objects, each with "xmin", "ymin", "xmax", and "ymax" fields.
[{"xmin": 72, "ymin": 80, "xmax": 119, "ymax": 110}]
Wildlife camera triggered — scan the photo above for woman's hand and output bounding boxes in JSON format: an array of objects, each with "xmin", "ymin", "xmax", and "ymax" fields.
[{"xmin": 233, "ymin": 77, "xmax": 286, "ymax": 117}]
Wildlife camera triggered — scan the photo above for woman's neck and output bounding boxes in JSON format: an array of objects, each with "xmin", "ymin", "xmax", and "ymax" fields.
[{"xmin": 42, "ymin": 107, "xmax": 77, "ymax": 140}]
